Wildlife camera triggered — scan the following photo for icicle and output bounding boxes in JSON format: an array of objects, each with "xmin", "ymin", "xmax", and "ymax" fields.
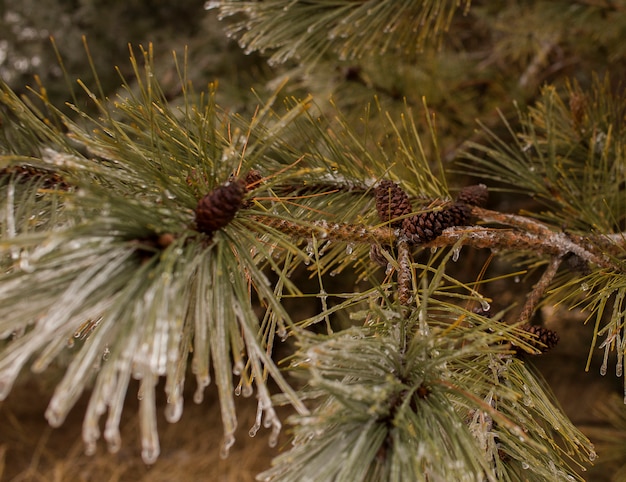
[
  {"xmin": 163, "ymin": 189, "xmax": 176, "ymax": 200},
  {"xmin": 249, "ymin": 403, "xmax": 263, "ymax": 437},
  {"xmin": 385, "ymin": 263, "xmax": 393, "ymax": 275},
  {"xmin": 277, "ymin": 323, "xmax": 288, "ymax": 341},
  {"xmin": 139, "ymin": 374, "xmax": 160, "ymax": 464},
  {"xmin": 600, "ymin": 343, "xmax": 610, "ymax": 376},
  {"xmin": 345, "ymin": 243, "xmax": 354, "ymax": 255},
  {"xmin": 220, "ymin": 433, "xmax": 236, "ymax": 459},
  {"xmin": 18, "ymin": 251, "xmax": 34, "ymax": 273},
  {"xmin": 6, "ymin": 182, "xmax": 16, "ymax": 238},
  {"xmin": 242, "ymin": 382, "xmax": 254, "ymax": 398},
  {"xmin": 452, "ymin": 246, "xmax": 461, "ymax": 262},
  {"xmin": 617, "ymin": 331, "xmax": 624, "ymax": 377},
  {"xmin": 194, "ymin": 373, "xmax": 210, "ymax": 404},
  {"xmin": 233, "ymin": 359, "xmax": 244, "ymax": 376},
  {"xmin": 165, "ymin": 391, "xmax": 184, "ymax": 423},
  {"xmin": 599, "ymin": 331, "xmax": 618, "ymax": 376},
  {"xmin": 304, "ymin": 239, "xmax": 314, "ymax": 265}
]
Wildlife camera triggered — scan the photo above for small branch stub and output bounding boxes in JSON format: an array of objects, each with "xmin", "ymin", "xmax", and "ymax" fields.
[{"xmin": 195, "ymin": 179, "xmax": 246, "ymax": 235}]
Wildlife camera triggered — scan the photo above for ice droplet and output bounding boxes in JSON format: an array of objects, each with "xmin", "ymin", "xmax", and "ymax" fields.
[
  {"xmin": 452, "ymin": 246, "xmax": 461, "ymax": 262},
  {"xmin": 104, "ymin": 426, "xmax": 121, "ymax": 453},
  {"xmin": 220, "ymin": 433, "xmax": 236, "ymax": 459},
  {"xmin": 242, "ymin": 383, "xmax": 253, "ymax": 398},
  {"xmin": 84, "ymin": 440, "xmax": 97, "ymax": 456},
  {"xmin": 19, "ymin": 252, "xmax": 34, "ymax": 273},
  {"xmin": 233, "ymin": 359, "xmax": 244, "ymax": 376},
  {"xmin": 142, "ymin": 444, "xmax": 160, "ymax": 465},
  {"xmin": 163, "ymin": 189, "xmax": 176, "ymax": 200},
  {"xmin": 277, "ymin": 324, "xmax": 287, "ymax": 341},
  {"xmin": 249, "ymin": 421, "xmax": 261, "ymax": 437},
  {"xmin": 581, "ymin": 282, "xmax": 590, "ymax": 292},
  {"xmin": 589, "ymin": 449, "xmax": 597, "ymax": 462},
  {"xmin": 165, "ymin": 395, "xmax": 183, "ymax": 423},
  {"xmin": 385, "ymin": 263, "xmax": 393, "ymax": 275},
  {"xmin": 345, "ymin": 243, "xmax": 354, "ymax": 255},
  {"xmin": 194, "ymin": 374, "xmax": 210, "ymax": 403},
  {"xmin": 269, "ymin": 425, "xmax": 280, "ymax": 448},
  {"xmin": 480, "ymin": 298, "xmax": 491, "ymax": 312},
  {"xmin": 600, "ymin": 344, "xmax": 610, "ymax": 376}
]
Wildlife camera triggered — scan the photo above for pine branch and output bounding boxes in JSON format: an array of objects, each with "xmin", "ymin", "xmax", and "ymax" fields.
[
  {"xmin": 1, "ymin": 36, "xmax": 621, "ymax": 479},
  {"xmin": 208, "ymin": 0, "xmax": 471, "ymax": 67},
  {"xmin": 261, "ymin": 306, "xmax": 594, "ymax": 481}
]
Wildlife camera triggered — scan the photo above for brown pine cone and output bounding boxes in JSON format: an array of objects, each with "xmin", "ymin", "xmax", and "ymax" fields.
[
  {"xmin": 195, "ymin": 179, "xmax": 246, "ymax": 235},
  {"xmin": 441, "ymin": 202, "xmax": 472, "ymax": 227},
  {"xmin": 456, "ymin": 184, "xmax": 488, "ymax": 207},
  {"xmin": 402, "ymin": 202, "xmax": 471, "ymax": 245},
  {"xmin": 516, "ymin": 324, "xmax": 559, "ymax": 354},
  {"xmin": 374, "ymin": 180, "xmax": 412, "ymax": 226},
  {"xmin": 243, "ymin": 169, "xmax": 263, "ymax": 191},
  {"xmin": 402, "ymin": 210, "xmax": 446, "ymax": 244}
]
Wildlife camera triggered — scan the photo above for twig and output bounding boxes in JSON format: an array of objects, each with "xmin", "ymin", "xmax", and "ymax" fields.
[
  {"xmin": 518, "ymin": 256, "xmax": 562, "ymax": 324},
  {"xmin": 396, "ymin": 238, "xmax": 413, "ymax": 305},
  {"xmin": 472, "ymin": 207, "xmax": 554, "ymax": 236},
  {"xmin": 251, "ymin": 213, "xmax": 623, "ymax": 273},
  {"xmin": 426, "ymin": 226, "xmax": 619, "ymax": 272},
  {"xmin": 249, "ymin": 215, "xmax": 397, "ymax": 245}
]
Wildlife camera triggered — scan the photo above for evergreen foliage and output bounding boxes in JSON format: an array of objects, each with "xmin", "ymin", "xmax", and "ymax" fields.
[{"xmin": 2, "ymin": 1, "xmax": 626, "ymax": 480}]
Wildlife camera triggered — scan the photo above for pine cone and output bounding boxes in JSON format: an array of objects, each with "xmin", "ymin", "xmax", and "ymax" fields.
[
  {"xmin": 456, "ymin": 184, "xmax": 488, "ymax": 207},
  {"xmin": 195, "ymin": 179, "xmax": 246, "ymax": 235},
  {"xmin": 243, "ymin": 169, "xmax": 263, "ymax": 191},
  {"xmin": 374, "ymin": 180, "xmax": 412, "ymax": 226},
  {"xmin": 402, "ymin": 202, "xmax": 471, "ymax": 245},
  {"xmin": 517, "ymin": 324, "xmax": 559, "ymax": 354},
  {"xmin": 441, "ymin": 202, "xmax": 472, "ymax": 227}
]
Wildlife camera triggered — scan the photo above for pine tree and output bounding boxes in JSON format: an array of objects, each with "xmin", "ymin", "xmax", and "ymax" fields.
[{"xmin": 3, "ymin": 1, "xmax": 626, "ymax": 480}]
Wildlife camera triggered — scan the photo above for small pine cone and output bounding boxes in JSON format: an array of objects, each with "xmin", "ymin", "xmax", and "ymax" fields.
[
  {"xmin": 402, "ymin": 202, "xmax": 471, "ymax": 245},
  {"xmin": 370, "ymin": 244, "xmax": 390, "ymax": 267},
  {"xmin": 375, "ymin": 180, "xmax": 412, "ymax": 226},
  {"xmin": 456, "ymin": 184, "xmax": 488, "ymax": 207},
  {"xmin": 441, "ymin": 202, "xmax": 472, "ymax": 227},
  {"xmin": 402, "ymin": 210, "xmax": 446, "ymax": 244},
  {"xmin": 195, "ymin": 179, "xmax": 246, "ymax": 235},
  {"xmin": 517, "ymin": 324, "xmax": 559, "ymax": 354},
  {"xmin": 243, "ymin": 169, "xmax": 263, "ymax": 191}
]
